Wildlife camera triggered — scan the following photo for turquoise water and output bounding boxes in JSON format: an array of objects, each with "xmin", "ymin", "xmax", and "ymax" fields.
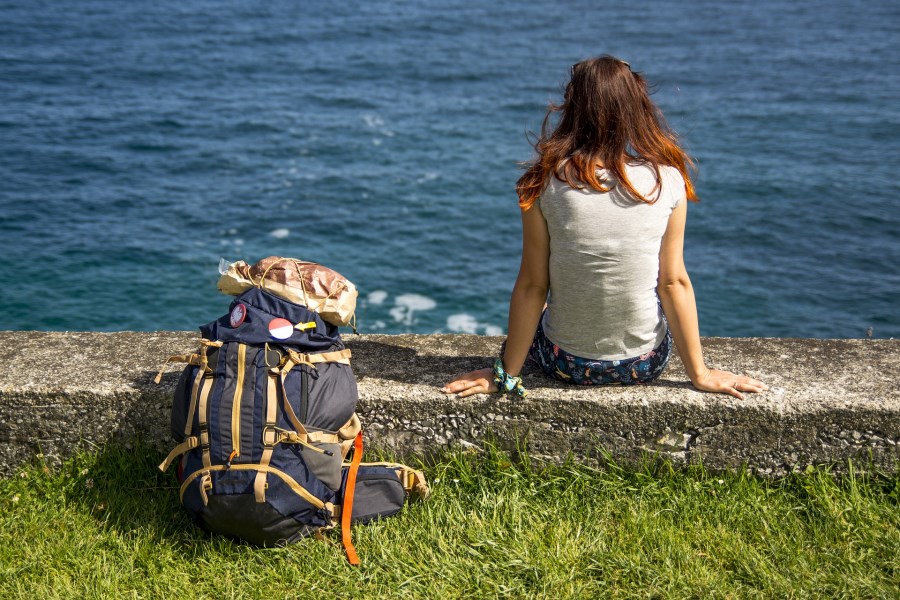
[{"xmin": 2, "ymin": 0, "xmax": 898, "ymax": 338}]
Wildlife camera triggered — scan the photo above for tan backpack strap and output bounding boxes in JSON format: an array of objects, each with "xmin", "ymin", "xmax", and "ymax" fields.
[
  {"xmin": 271, "ymin": 429, "xmax": 333, "ymax": 455},
  {"xmin": 158, "ymin": 436, "xmax": 199, "ymax": 472},
  {"xmin": 154, "ymin": 338, "xmax": 223, "ymax": 384},
  {"xmin": 198, "ymin": 472, "xmax": 213, "ymax": 506},
  {"xmin": 197, "ymin": 375, "xmax": 214, "ymax": 470},
  {"xmin": 346, "ymin": 461, "xmax": 431, "ymax": 501},
  {"xmin": 254, "ymin": 368, "xmax": 280, "ymax": 503},
  {"xmin": 313, "ymin": 348, "xmax": 351, "ymax": 364},
  {"xmin": 256, "ymin": 360, "xmax": 336, "ymax": 458},
  {"xmin": 278, "ymin": 358, "xmax": 310, "ymax": 438},
  {"xmin": 307, "ymin": 430, "xmax": 340, "ymax": 444},
  {"xmin": 338, "ymin": 414, "xmax": 362, "ymax": 460},
  {"xmin": 287, "ymin": 348, "xmax": 352, "ymax": 367},
  {"xmin": 403, "ymin": 467, "xmax": 430, "ymax": 501},
  {"xmin": 154, "ymin": 353, "xmax": 202, "ymax": 384},
  {"xmin": 181, "ymin": 344, "xmax": 211, "ymax": 438}
]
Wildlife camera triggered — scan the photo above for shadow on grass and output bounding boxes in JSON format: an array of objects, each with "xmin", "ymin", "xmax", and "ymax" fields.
[
  {"xmin": 55, "ymin": 440, "xmax": 211, "ymax": 547},
  {"xmin": 51, "ymin": 437, "xmax": 619, "ymax": 547}
]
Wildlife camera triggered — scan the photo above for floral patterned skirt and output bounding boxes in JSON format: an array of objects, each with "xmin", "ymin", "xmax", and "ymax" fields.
[{"xmin": 528, "ymin": 316, "xmax": 672, "ymax": 386}]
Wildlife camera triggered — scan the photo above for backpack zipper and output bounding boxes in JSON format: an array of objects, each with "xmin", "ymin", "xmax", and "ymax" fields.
[{"xmin": 231, "ymin": 343, "xmax": 247, "ymax": 460}]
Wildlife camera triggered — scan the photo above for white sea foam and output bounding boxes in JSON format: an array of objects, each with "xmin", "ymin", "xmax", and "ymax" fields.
[
  {"xmin": 367, "ymin": 290, "xmax": 388, "ymax": 305},
  {"xmin": 446, "ymin": 313, "xmax": 479, "ymax": 334},
  {"xmin": 362, "ymin": 114, "xmax": 384, "ymax": 128},
  {"xmin": 362, "ymin": 114, "xmax": 394, "ymax": 140},
  {"xmin": 390, "ymin": 293, "xmax": 437, "ymax": 326},
  {"xmin": 416, "ymin": 172, "xmax": 439, "ymax": 184},
  {"xmin": 396, "ymin": 294, "xmax": 437, "ymax": 311},
  {"xmin": 447, "ymin": 313, "xmax": 504, "ymax": 336},
  {"xmin": 269, "ymin": 228, "xmax": 290, "ymax": 239}
]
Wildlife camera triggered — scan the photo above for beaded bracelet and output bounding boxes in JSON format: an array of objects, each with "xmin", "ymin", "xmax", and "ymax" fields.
[{"xmin": 492, "ymin": 358, "xmax": 527, "ymax": 397}]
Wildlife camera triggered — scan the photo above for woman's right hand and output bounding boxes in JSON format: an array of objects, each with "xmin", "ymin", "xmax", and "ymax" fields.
[
  {"xmin": 441, "ymin": 368, "xmax": 499, "ymax": 398},
  {"xmin": 691, "ymin": 368, "xmax": 768, "ymax": 400}
]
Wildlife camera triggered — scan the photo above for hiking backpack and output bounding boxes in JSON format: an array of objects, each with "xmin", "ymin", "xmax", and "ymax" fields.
[{"xmin": 156, "ymin": 286, "xmax": 428, "ymax": 564}]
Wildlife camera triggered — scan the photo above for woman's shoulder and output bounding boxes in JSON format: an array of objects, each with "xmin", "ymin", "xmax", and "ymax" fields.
[
  {"xmin": 624, "ymin": 162, "xmax": 685, "ymax": 205},
  {"xmin": 659, "ymin": 164, "xmax": 685, "ymax": 186},
  {"xmin": 624, "ymin": 160, "xmax": 683, "ymax": 182},
  {"xmin": 658, "ymin": 165, "xmax": 687, "ymax": 206}
]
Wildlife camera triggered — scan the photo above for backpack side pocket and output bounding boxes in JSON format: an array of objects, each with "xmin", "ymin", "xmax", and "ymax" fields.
[
  {"xmin": 339, "ymin": 465, "xmax": 408, "ymax": 524},
  {"xmin": 170, "ymin": 365, "xmax": 196, "ymax": 443}
]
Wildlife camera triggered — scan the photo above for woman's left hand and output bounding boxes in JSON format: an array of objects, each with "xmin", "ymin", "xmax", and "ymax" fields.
[{"xmin": 441, "ymin": 368, "xmax": 498, "ymax": 397}]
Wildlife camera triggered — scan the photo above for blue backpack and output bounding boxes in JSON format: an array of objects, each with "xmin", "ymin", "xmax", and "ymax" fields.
[{"xmin": 156, "ymin": 287, "xmax": 428, "ymax": 564}]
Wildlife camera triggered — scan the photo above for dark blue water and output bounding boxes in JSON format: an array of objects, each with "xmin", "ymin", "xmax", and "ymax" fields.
[{"xmin": 2, "ymin": 0, "xmax": 898, "ymax": 338}]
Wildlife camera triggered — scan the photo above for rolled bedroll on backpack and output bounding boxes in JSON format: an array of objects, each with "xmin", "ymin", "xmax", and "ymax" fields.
[{"xmin": 217, "ymin": 256, "xmax": 358, "ymax": 327}]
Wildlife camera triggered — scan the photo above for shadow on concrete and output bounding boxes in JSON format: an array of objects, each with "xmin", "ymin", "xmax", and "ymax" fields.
[
  {"xmin": 122, "ymin": 369, "xmax": 182, "ymax": 448},
  {"xmin": 346, "ymin": 338, "xmax": 696, "ymax": 392},
  {"xmin": 347, "ymin": 339, "xmax": 497, "ymax": 386},
  {"xmin": 142, "ymin": 338, "xmax": 695, "ymax": 394}
]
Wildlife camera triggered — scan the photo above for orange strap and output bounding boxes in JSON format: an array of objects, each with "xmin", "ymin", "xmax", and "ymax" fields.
[{"xmin": 341, "ymin": 431, "xmax": 364, "ymax": 566}]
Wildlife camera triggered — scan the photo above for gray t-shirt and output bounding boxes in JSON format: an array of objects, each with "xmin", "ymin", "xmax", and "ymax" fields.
[{"xmin": 539, "ymin": 163, "xmax": 685, "ymax": 360}]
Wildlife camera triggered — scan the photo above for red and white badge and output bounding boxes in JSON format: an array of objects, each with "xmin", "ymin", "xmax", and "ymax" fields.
[
  {"xmin": 229, "ymin": 303, "xmax": 247, "ymax": 328},
  {"xmin": 268, "ymin": 318, "xmax": 294, "ymax": 340}
]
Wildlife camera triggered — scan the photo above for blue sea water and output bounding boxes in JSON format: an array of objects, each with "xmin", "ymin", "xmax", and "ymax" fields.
[{"xmin": 1, "ymin": 0, "xmax": 898, "ymax": 338}]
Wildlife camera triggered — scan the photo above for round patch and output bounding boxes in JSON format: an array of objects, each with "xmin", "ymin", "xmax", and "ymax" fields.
[
  {"xmin": 268, "ymin": 318, "xmax": 294, "ymax": 340},
  {"xmin": 229, "ymin": 303, "xmax": 247, "ymax": 328}
]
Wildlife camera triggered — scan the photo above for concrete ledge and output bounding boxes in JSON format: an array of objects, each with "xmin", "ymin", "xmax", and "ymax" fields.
[{"xmin": 0, "ymin": 332, "xmax": 897, "ymax": 477}]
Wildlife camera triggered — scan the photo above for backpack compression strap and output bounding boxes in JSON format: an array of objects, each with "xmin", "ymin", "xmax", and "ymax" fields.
[
  {"xmin": 254, "ymin": 365, "xmax": 281, "ymax": 503},
  {"xmin": 285, "ymin": 347, "xmax": 352, "ymax": 366},
  {"xmin": 343, "ymin": 461, "xmax": 431, "ymax": 501},
  {"xmin": 342, "ymin": 431, "xmax": 364, "ymax": 566}
]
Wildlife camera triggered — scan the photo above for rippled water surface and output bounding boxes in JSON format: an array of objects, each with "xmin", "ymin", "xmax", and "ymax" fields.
[{"xmin": 2, "ymin": 0, "xmax": 898, "ymax": 337}]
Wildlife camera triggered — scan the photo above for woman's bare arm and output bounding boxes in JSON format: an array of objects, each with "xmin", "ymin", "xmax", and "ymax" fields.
[
  {"xmin": 657, "ymin": 199, "xmax": 767, "ymax": 399},
  {"xmin": 442, "ymin": 204, "xmax": 550, "ymax": 397}
]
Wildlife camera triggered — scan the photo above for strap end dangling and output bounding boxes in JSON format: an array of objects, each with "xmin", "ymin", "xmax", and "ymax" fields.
[{"xmin": 341, "ymin": 431, "xmax": 364, "ymax": 566}]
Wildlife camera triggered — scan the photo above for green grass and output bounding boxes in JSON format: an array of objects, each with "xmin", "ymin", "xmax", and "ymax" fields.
[{"xmin": 0, "ymin": 444, "xmax": 897, "ymax": 599}]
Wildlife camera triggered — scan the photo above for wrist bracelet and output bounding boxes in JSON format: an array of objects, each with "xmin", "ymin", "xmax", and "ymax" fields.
[{"xmin": 492, "ymin": 358, "xmax": 527, "ymax": 397}]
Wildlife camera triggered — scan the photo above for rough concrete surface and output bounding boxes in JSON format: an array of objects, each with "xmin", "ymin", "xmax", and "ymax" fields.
[{"xmin": 0, "ymin": 331, "xmax": 897, "ymax": 477}]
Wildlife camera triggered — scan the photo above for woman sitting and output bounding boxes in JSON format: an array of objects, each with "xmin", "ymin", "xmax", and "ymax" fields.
[{"xmin": 443, "ymin": 56, "xmax": 767, "ymax": 399}]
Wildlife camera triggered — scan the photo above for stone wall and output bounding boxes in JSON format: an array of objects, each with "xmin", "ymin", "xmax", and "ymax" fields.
[{"xmin": 0, "ymin": 331, "xmax": 897, "ymax": 477}]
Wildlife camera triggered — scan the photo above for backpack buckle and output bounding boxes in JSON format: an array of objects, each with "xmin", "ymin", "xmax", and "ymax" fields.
[
  {"xmin": 198, "ymin": 424, "xmax": 211, "ymax": 450},
  {"xmin": 199, "ymin": 471, "xmax": 213, "ymax": 506},
  {"xmin": 262, "ymin": 425, "xmax": 279, "ymax": 448},
  {"xmin": 264, "ymin": 344, "xmax": 284, "ymax": 369}
]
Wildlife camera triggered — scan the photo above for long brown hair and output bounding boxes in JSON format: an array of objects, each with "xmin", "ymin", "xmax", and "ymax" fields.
[{"xmin": 516, "ymin": 55, "xmax": 698, "ymax": 210}]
